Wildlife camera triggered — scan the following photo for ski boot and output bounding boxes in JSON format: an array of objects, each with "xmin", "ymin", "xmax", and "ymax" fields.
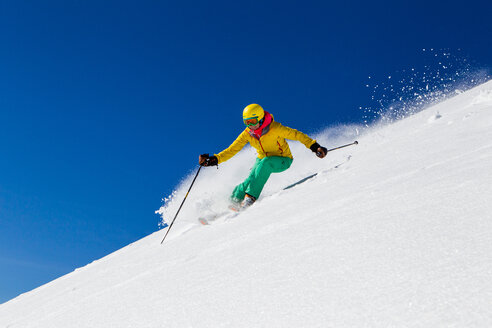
[{"xmin": 240, "ymin": 194, "xmax": 256, "ymax": 209}]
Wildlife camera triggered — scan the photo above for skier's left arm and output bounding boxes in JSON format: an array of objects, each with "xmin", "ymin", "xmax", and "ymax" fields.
[{"xmin": 276, "ymin": 123, "xmax": 328, "ymax": 158}]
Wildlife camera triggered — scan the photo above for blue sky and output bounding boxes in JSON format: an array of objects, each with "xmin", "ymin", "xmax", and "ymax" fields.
[{"xmin": 1, "ymin": 0, "xmax": 491, "ymax": 303}]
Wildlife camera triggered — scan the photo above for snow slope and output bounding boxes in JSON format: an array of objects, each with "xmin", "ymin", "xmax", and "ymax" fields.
[{"xmin": 1, "ymin": 81, "xmax": 492, "ymax": 327}]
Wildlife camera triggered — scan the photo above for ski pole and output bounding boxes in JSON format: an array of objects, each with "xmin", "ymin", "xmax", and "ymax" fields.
[
  {"xmin": 326, "ymin": 140, "xmax": 358, "ymax": 153},
  {"xmin": 160, "ymin": 166, "xmax": 202, "ymax": 244}
]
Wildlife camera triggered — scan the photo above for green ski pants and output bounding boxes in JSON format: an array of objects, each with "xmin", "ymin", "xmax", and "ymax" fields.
[{"xmin": 231, "ymin": 156, "xmax": 293, "ymax": 201}]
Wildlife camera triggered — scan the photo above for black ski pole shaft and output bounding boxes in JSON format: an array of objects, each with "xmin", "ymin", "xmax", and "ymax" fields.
[
  {"xmin": 326, "ymin": 140, "xmax": 358, "ymax": 153},
  {"xmin": 160, "ymin": 166, "xmax": 202, "ymax": 244}
]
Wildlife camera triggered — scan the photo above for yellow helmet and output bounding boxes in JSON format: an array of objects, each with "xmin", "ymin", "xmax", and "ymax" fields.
[{"xmin": 243, "ymin": 104, "xmax": 265, "ymax": 122}]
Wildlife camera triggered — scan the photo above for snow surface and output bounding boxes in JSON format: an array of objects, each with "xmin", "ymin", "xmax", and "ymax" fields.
[{"xmin": 1, "ymin": 81, "xmax": 492, "ymax": 327}]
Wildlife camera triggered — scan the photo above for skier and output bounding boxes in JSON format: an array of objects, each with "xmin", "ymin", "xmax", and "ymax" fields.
[{"xmin": 199, "ymin": 104, "xmax": 328, "ymax": 209}]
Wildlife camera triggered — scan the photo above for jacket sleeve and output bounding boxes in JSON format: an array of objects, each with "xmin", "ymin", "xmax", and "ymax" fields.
[
  {"xmin": 275, "ymin": 123, "xmax": 317, "ymax": 149},
  {"xmin": 215, "ymin": 130, "xmax": 250, "ymax": 164}
]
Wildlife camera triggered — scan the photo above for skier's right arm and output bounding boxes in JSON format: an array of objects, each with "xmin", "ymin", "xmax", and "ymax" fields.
[{"xmin": 214, "ymin": 130, "xmax": 249, "ymax": 164}]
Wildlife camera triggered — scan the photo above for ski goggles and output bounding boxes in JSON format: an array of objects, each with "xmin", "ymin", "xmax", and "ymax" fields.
[{"xmin": 243, "ymin": 117, "xmax": 260, "ymax": 127}]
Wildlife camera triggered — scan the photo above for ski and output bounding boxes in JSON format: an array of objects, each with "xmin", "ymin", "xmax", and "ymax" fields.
[
  {"xmin": 198, "ymin": 205, "xmax": 243, "ymax": 225},
  {"xmin": 198, "ymin": 217, "xmax": 211, "ymax": 225}
]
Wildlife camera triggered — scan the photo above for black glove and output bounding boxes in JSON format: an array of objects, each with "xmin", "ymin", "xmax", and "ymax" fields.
[
  {"xmin": 199, "ymin": 153, "xmax": 218, "ymax": 166},
  {"xmin": 310, "ymin": 143, "xmax": 328, "ymax": 158}
]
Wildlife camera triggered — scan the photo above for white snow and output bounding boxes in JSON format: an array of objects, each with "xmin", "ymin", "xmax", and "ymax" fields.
[{"xmin": 1, "ymin": 80, "xmax": 492, "ymax": 327}]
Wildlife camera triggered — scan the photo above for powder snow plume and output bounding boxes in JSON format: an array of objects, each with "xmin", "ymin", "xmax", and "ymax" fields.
[{"xmin": 361, "ymin": 49, "xmax": 491, "ymax": 125}]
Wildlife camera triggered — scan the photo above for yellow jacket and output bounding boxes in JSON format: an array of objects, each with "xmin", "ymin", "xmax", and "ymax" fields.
[{"xmin": 215, "ymin": 120, "xmax": 316, "ymax": 164}]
